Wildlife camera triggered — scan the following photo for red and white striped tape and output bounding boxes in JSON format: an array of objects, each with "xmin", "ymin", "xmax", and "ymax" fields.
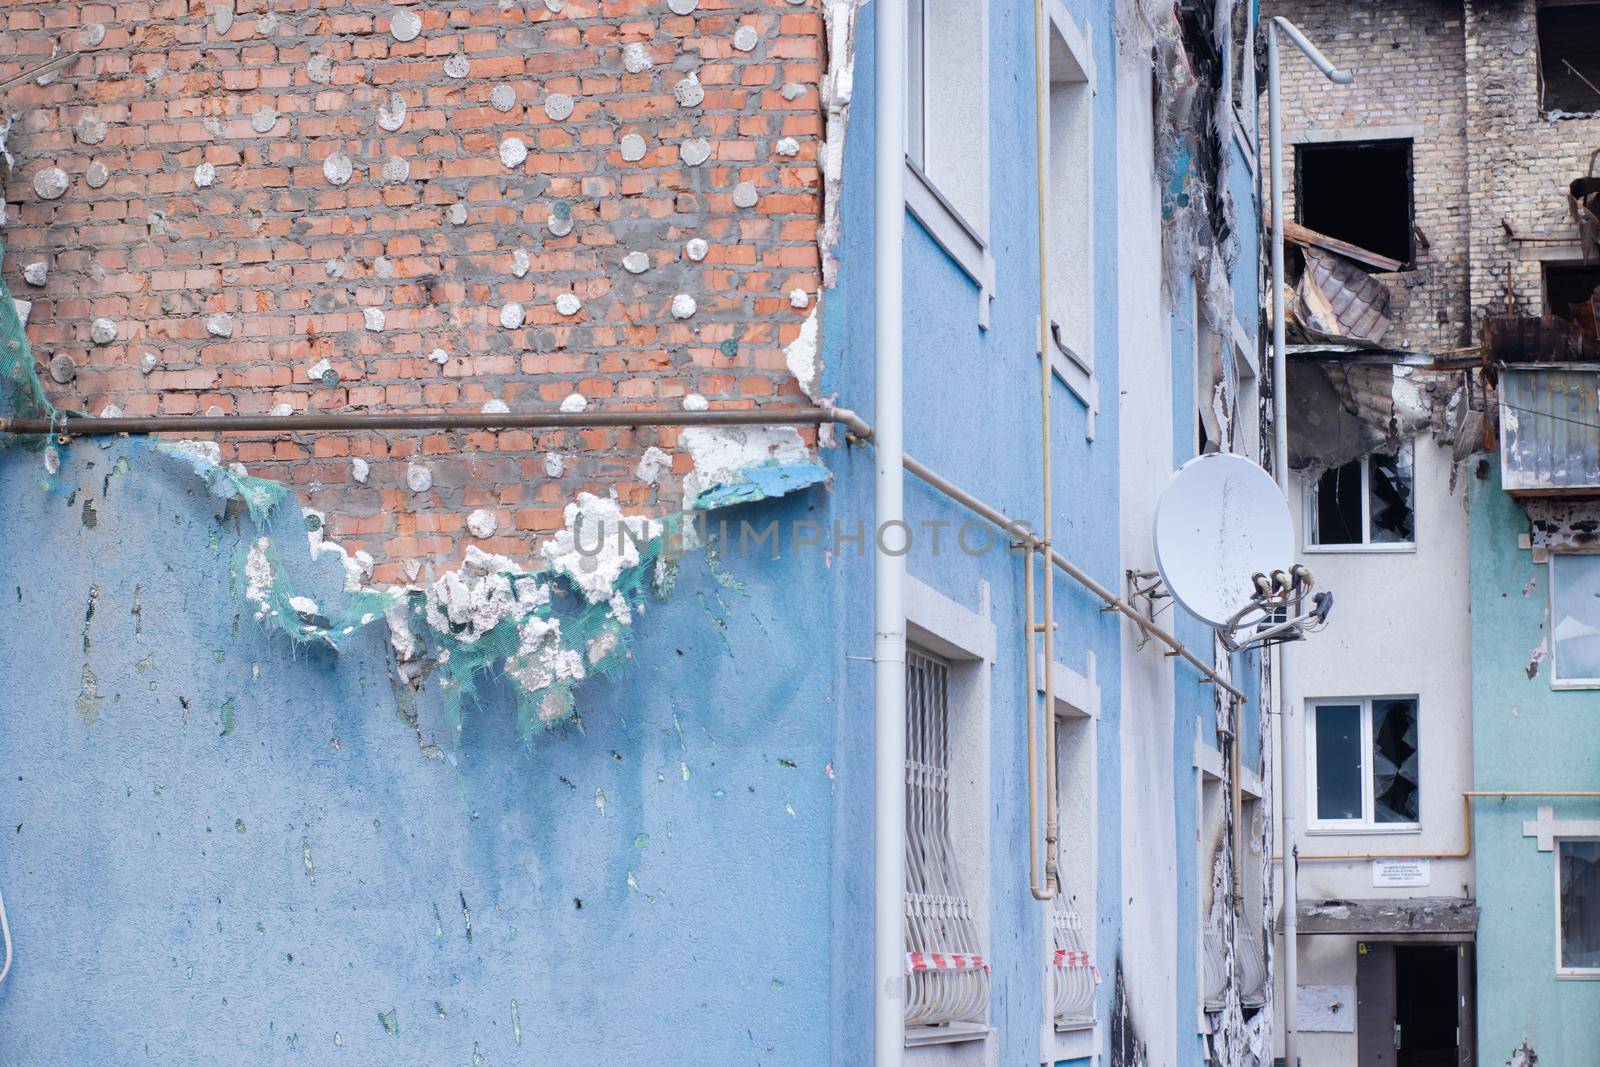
[
  {"xmin": 906, "ymin": 951, "xmax": 990, "ymax": 974},
  {"xmin": 1051, "ymin": 949, "xmax": 1102, "ymax": 983}
]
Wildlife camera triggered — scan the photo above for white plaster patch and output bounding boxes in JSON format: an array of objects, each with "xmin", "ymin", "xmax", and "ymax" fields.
[
  {"xmin": 670, "ymin": 294, "xmax": 697, "ymax": 319},
  {"xmin": 407, "ymin": 462, "xmax": 433, "ymax": 493},
  {"xmin": 635, "ymin": 446, "xmax": 672, "ymax": 486},
  {"xmin": 449, "ymin": 202, "xmax": 469, "ymax": 225},
  {"xmin": 668, "ymin": 0, "xmax": 698, "ymax": 12},
  {"xmin": 390, "ymin": 9, "xmax": 422, "ymax": 41},
  {"xmin": 775, "ymin": 136, "xmax": 799, "ymax": 157},
  {"xmin": 323, "ymin": 153, "xmax": 353, "ymax": 186},
  {"xmin": 499, "ymin": 137, "xmax": 528, "ymax": 168},
  {"xmin": 206, "ymin": 313, "xmax": 234, "ymax": 338},
  {"xmin": 90, "ymin": 317, "xmax": 118, "ymax": 345},
  {"xmin": 307, "ymin": 358, "xmax": 333, "ymax": 383},
  {"xmin": 374, "ymin": 254, "xmax": 396, "ymax": 278},
  {"xmin": 789, "ymin": 288, "xmax": 809, "ymax": 308},
  {"xmin": 252, "ymin": 106, "xmax": 278, "ymax": 133},
  {"xmin": 363, "ymin": 307, "xmax": 386, "ymax": 332},
  {"xmin": 140, "ymin": 353, "xmax": 159, "ymax": 374},
  {"xmin": 732, "ymin": 25, "xmax": 759, "ymax": 52},
  {"xmin": 270, "ymin": 403, "xmax": 294, "ymax": 417},
  {"xmin": 325, "ymin": 258, "xmax": 348, "ymax": 278},
  {"xmin": 560, "ymin": 392, "xmax": 587, "ymax": 413},
  {"xmin": 682, "ymin": 392, "xmax": 708, "ymax": 411},
  {"xmin": 547, "ymin": 212, "xmax": 573, "ymax": 237},
  {"xmin": 784, "ymin": 304, "xmax": 820, "ymax": 397},
  {"xmin": 491, "ymin": 84, "xmax": 517, "ymax": 112},
  {"xmin": 732, "ymin": 182, "xmax": 758, "ymax": 208},
  {"xmin": 428, "ymin": 347, "xmax": 449, "ymax": 365},
  {"xmin": 500, "ymin": 302, "xmax": 526, "ymax": 329},
  {"xmin": 544, "ymin": 453, "xmax": 565, "ymax": 477},
  {"xmin": 555, "ymin": 293, "xmax": 582, "ymax": 317},
  {"xmin": 622, "ymin": 251, "xmax": 650, "ymax": 274},
  {"xmin": 351, "ymin": 456, "xmax": 370, "ymax": 483},
  {"xmin": 194, "ymin": 162, "xmax": 217, "ymax": 188},
  {"xmin": 512, "ymin": 248, "xmax": 531, "ymax": 277},
  {"xmin": 540, "ymin": 492, "xmax": 663, "ymax": 603},
  {"xmin": 33, "ymin": 167, "xmax": 68, "ymax": 200},
  {"xmin": 378, "ymin": 94, "xmax": 407, "ymax": 131},
  {"xmin": 685, "ymin": 238, "xmax": 708, "ymax": 262},
  {"xmin": 76, "ymin": 112, "xmax": 107, "ymax": 146},
  {"xmin": 381, "ymin": 156, "xmax": 410, "ymax": 182},
  {"xmin": 22, "ymin": 262, "xmax": 47, "ymax": 287},
  {"xmin": 444, "ymin": 55, "xmax": 471, "ymax": 79},
  {"xmin": 85, "ymin": 162, "xmax": 108, "ymax": 189},
  {"xmin": 80, "ymin": 23, "xmax": 107, "ymax": 47},
  {"xmin": 308, "ymin": 54, "xmax": 334, "ymax": 84},
  {"xmin": 679, "ymin": 138, "xmax": 711, "ymax": 166},
  {"xmin": 673, "ymin": 72, "xmax": 704, "ymax": 108},
  {"xmin": 467, "ymin": 509, "xmax": 498, "ymax": 539},
  {"xmin": 243, "ymin": 537, "xmax": 275, "ymax": 619},
  {"xmin": 543, "ymin": 93, "xmax": 575, "ymax": 121},
  {"xmin": 424, "ymin": 546, "xmax": 550, "ymax": 644},
  {"xmin": 622, "ymin": 42, "xmax": 654, "ymax": 73},
  {"xmin": 619, "ymin": 134, "xmax": 647, "ymax": 162}
]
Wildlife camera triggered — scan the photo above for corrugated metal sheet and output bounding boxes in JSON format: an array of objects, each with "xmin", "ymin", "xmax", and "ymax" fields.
[{"xmin": 1500, "ymin": 368, "xmax": 1600, "ymax": 492}]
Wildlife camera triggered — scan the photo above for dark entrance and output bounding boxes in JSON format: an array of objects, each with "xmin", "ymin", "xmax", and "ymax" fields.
[
  {"xmin": 1394, "ymin": 945, "xmax": 1458, "ymax": 1066},
  {"xmin": 1356, "ymin": 941, "xmax": 1474, "ymax": 1066}
]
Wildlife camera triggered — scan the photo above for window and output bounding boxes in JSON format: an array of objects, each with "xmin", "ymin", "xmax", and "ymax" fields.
[
  {"xmin": 1308, "ymin": 697, "xmax": 1420, "ymax": 829},
  {"xmin": 1050, "ymin": 705, "xmax": 1096, "ymax": 1032},
  {"xmin": 1307, "ymin": 445, "xmax": 1415, "ymax": 548},
  {"xmin": 1544, "ymin": 263, "xmax": 1600, "ymax": 327},
  {"xmin": 1229, "ymin": 0, "xmax": 1256, "ymax": 130},
  {"xmin": 905, "ymin": 646, "xmax": 989, "ymax": 1039},
  {"xmin": 1295, "ymin": 140, "xmax": 1414, "ymax": 265},
  {"xmin": 1550, "ymin": 553, "xmax": 1600, "ymax": 687},
  {"xmin": 1047, "ymin": 19, "xmax": 1094, "ymax": 392},
  {"xmin": 1560, "ymin": 839, "xmax": 1600, "ymax": 973},
  {"xmin": 1537, "ymin": 3, "xmax": 1600, "ymax": 117}
]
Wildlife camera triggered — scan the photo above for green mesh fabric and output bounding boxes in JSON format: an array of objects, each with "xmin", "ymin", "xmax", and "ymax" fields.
[{"xmin": 2, "ymin": 237, "xmax": 808, "ymax": 745}]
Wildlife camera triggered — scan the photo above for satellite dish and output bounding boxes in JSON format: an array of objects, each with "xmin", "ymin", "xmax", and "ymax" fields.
[{"xmin": 1153, "ymin": 453, "xmax": 1294, "ymax": 629}]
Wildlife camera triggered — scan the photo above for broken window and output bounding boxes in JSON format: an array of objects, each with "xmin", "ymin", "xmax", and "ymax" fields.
[
  {"xmin": 1544, "ymin": 263, "xmax": 1600, "ymax": 331},
  {"xmin": 1309, "ymin": 697, "xmax": 1420, "ymax": 828},
  {"xmin": 1560, "ymin": 839, "xmax": 1600, "ymax": 971},
  {"xmin": 1295, "ymin": 140, "xmax": 1414, "ymax": 266},
  {"xmin": 1549, "ymin": 553, "xmax": 1600, "ymax": 687},
  {"xmin": 1308, "ymin": 444, "xmax": 1414, "ymax": 548},
  {"xmin": 1537, "ymin": 3, "xmax": 1600, "ymax": 117}
]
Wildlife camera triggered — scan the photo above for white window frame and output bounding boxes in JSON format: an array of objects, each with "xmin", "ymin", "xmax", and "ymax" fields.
[
  {"xmin": 1548, "ymin": 552, "xmax": 1600, "ymax": 690},
  {"xmin": 1036, "ymin": 651, "xmax": 1099, "ymax": 1064},
  {"xmin": 903, "ymin": 575, "xmax": 996, "ymax": 1054},
  {"xmin": 1302, "ymin": 445, "xmax": 1417, "ymax": 554},
  {"xmin": 905, "ymin": 0, "xmax": 995, "ymax": 329},
  {"xmin": 1042, "ymin": 0, "xmax": 1097, "ymax": 430},
  {"xmin": 1305, "ymin": 696, "xmax": 1422, "ymax": 834},
  {"xmin": 1556, "ymin": 836, "xmax": 1600, "ymax": 978}
]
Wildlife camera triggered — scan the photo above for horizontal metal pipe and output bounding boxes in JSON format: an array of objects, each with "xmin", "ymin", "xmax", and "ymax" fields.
[
  {"xmin": 1279, "ymin": 791, "xmax": 1600, "ymax": 864},
  {"xmin": 0, "ymin": 408, "xmax": 838, "ymax": 436}
]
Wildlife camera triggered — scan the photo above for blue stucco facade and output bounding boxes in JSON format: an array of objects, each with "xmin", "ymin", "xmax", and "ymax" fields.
[{"xmin": 0, "ymin": 2, "xmax": 1264, "ymax": 1064}]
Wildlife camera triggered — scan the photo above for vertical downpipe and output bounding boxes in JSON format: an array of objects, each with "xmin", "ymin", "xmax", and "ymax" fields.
[
  {"xmin": 873, "ymin": 0, "xmax": 908, "ymax": 1061},
  {"xmin": 1266, "ymin": 22, "xmax": 1298, "ymax": 1066}
]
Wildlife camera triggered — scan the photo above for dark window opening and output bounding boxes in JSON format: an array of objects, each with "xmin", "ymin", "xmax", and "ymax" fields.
[
  {"xmin": 1371, "ymin": 698, "xmax": 1419, "ymax": 823},
  {"xmin": 1538, "ymin": 3, "xmax": 1600, "ymax": 116},
  {"xmin": 1545, "ymin": 263, "xmax": 1600, "ymax": 332},
  {"xmin": 1313, "ymin": 459, "xmax": 1364, "ymax": 545},
  {"xmin": 1311, "ymin": 450, "xmax": 1414, "ymax": 546},
  {"xmin": 1561, "ymin": 839, "xmax": 1600, "ymax": 969},
  {"xmin": 1369, "ymin": 451, "xmax": 1415, "ymax": 543},
  {"xmin": 1295, "ymin": 140, "xmax": 1414, "ymax": 266}
]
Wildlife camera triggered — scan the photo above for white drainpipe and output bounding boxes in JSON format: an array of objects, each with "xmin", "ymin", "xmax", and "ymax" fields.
[
  {"xmin": 873, "ymin": 0, "xmax": 908, "ymax": 1063},
  {"xmin": 1267, "ymin": 18, "xmax": 1351, "ymax": 1066}
]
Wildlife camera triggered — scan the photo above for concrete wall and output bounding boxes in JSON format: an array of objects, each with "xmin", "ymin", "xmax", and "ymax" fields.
[
  {"xmin": 1272, "ymin": 435, "xmax": 1474, "ymax": 1066},
  {"xmin": 1470, "ymin": 465, "xmax": 1600, "ymax": 1067}
]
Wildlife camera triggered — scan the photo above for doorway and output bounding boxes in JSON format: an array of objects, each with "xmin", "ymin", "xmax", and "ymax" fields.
[{"xmin": 1394, "ymin": 946, "xmax": 1457, "ymax": 1066}]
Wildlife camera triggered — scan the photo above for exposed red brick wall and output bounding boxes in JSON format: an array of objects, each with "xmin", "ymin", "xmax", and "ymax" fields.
[{"xmin": 2, "ymin": 0, "xmax": 824, "ymax": 584}]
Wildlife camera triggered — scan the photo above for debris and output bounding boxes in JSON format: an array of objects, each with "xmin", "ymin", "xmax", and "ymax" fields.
[
  {"xmin": 1281, "ymin": 218, "xmax": 1405, "ymax": 274},
  {"xmin": 1292, "ymin": 247, "xmax": 1392, "ymax": 345}
]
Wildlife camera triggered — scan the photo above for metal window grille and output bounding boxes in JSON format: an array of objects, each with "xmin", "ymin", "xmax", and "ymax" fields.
[
  {"xmin": 904, "ymin": 648, "xmax": 989, "ymax": 1028},
  {"xmin": 1049, "ymin": 888, "xmax": 1096, "ymax": 1025}
]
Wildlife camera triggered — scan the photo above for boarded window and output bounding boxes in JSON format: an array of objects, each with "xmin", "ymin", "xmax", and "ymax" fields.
[
  {"xmin": 1537, "ymin": 3, "xmax": 1600, "ymax": 116},
  {"xmin": 1309, "ymin": 446, "xmax": 1414, "ymax": 547},
  {"xmin": 1559, "ymin": 839, "xmax": 1600, "ymax": 970},
  {"xmin": 1295, "ymin": 140, "xmax": 1414, "ymax": 265},
  {"xmin": 1309, "ymin": 698, "xmax": 1421, "ymax": 828}
]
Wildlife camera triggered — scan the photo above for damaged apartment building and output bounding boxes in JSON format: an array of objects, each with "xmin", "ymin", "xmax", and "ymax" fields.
[
  {"xmin": 1265, "ymin": 0, "xmax": 1600, "ymax": 1064},
  {"xmin": 0, "ymin": 0, "xmax": 1283, "ymax": 1064}
]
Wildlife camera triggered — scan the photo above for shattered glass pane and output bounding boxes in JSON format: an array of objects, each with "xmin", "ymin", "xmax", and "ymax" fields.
[
  {"xmin": 1371, "ymin": 698, "xmax": 1419, "ymax": 823},
  {"xmin": 1313, "ymin": 459, "xmax": 1364, "ymax": 545},
  {"xmin": 1368, "ymin": 448, "xmax": 1414, "ymax": 544},
  {"xmin": 1314, "ymin": 703, "xmax": 1363, "ymax": 821},
  {"xmin": 1560, "ymin": 840, "xmax": 1600, "ymax": 969}
]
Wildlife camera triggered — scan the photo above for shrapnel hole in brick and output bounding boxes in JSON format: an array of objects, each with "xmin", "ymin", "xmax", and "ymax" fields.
[
  {"xmin": 1294, "ymin": 138, "xmax": 1414, "ymax": 266},
  {"xmin": 1537, "ymin": 1, "xmax": 1600, "ymax": 116}
]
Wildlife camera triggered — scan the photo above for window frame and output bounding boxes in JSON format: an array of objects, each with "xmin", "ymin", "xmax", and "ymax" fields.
[
  {"xmin": 1535, "ymin": 1, "xmax": 1600, "ymax": 119},
  {"xmin": 1293, "ymin": 138, "xmax": 1416, "ymax": 269},
  {"xmin": 1556, "ymin": 836, "xmax": 1600, "ymax": 978},
  {"xmin": 1305, "ymin": 696, "xmax": 1423, "ymax": 834},
  {"xmin": 1302, "ymin": 445, "xmax": 1417, "ymax": 554},
  {"xmin": 1548, "ymin": 552, "xmax": 1600, "ymax": 689},
  {"xmin": 1043, "ymin": 2, "xmax": 1097, "ymax": 428}
]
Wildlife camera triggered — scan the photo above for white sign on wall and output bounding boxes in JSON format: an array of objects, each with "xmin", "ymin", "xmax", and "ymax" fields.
[{"xmin": 1371, "ymin": 857, "xmax": 1431, "ymax": 888}]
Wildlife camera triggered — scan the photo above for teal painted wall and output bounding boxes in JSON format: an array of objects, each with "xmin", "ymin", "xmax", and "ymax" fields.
[{"xmin": 1471, "ymin": 463, "xmax": 1600, "ymax": 1065}]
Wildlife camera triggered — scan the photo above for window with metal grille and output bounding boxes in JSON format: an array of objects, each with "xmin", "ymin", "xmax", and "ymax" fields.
[{"xmin": 904, "ymin": 647, "xmax": 989, "ymax": 1032}]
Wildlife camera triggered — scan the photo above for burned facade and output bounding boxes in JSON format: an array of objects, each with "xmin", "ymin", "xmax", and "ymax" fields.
[{"xmin": 1266, "ymin": 1, "xmax": 1600, "ymax": 1064}]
